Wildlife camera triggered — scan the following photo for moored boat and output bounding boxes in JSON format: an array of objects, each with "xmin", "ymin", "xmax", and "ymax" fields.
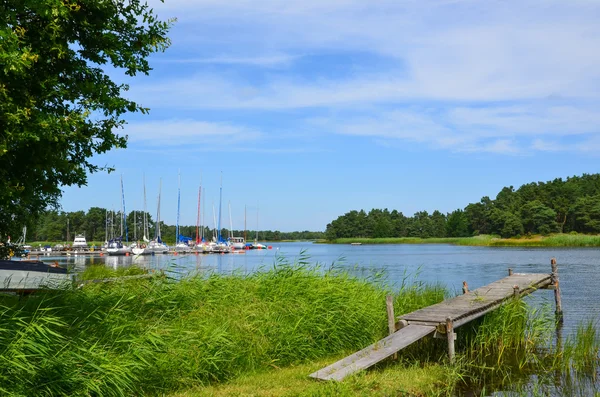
[
  {"xmin": 0, "ymin": 259, "xmax": 70, "ymax": 291},
  {"xmin": 72, "ymin": 234, "xmax": 88, "ymax": 251},
  {"xmin": 106, "ymin": 237, "xmax": 132, "ymax": 256}
]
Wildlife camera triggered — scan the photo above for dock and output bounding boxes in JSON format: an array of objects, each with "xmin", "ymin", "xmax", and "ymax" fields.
[{"xmin": 310, "ymin": 259, "xmax": 562, "ymax": 381}]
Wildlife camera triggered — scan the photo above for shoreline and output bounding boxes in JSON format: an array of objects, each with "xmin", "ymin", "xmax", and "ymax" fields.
[{"xmin": 325, "ymin": 234, "xmax": 600, "ymax": 247}]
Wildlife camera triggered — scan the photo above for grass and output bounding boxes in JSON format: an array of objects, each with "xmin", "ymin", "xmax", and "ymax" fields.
[
  {"xmin": 331, "ymin": 233, "xmax": 600, "ymax": 247},
  {"xmin": 0, "ymin": 255, "xmax": 446, "ymax": 396},
  {"xmin": 170, "ymin": 358, "xmax": 450, "ymax": 397},
  {"xmin": 0, "ymin": 255, "xmax": 598, "ymax": 396}
]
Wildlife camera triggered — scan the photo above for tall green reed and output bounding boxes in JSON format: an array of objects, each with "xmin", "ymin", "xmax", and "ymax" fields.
[{"xmin": 0, "ymin": 256, "xmax": 444, "ymax": 396}]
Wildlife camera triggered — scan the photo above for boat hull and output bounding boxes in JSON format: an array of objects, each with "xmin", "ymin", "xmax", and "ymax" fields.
[{"xmin": 0, "ymin": 260, "xmax": 70, "ymax": 291}]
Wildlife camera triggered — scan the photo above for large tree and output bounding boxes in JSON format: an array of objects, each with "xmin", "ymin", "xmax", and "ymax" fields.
[{"xmin": 0, "ymin": 0, "xmax": 171, "ymax": 249}]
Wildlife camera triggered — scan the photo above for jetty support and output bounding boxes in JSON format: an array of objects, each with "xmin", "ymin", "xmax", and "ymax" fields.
[{"xmin": 310, "ymin": 259, "xmax": 561, "ymax": 381}]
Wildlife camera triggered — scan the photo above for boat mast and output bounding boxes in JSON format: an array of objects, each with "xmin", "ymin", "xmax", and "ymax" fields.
[
  {"xmin": 105, "ymin": 210, "xmax": 108, "ymax": 244},
  {"xmin": 217, "ymin": 172, "xmax": 222, "ymax": 242},
  {"xmin": 134, "ymin": 210, "xmax": 137, "ymax": 241},
  {"xmin": 255, "ymin": 202, "xmax": 259, "ymax": 244},
  {"xmin": 212, "ymin": 203, "xmax": 217, "ymax": 242},
  {"xmin": 176, "ymin": 170, "xmax": 181, "ymax": 245},
  {"xmin": 156, "ymin": 179, "xmax": 162, "ymax": 242},
  {"xmin": 202, "ymin": 187, "xmax": 205, "ymax": 241},
  {"xmin": 121, "ymin": 174, "xmax": 128, "ymax": 242},
  {"xmin": 143, "ymin": 174, "xmax": 148, "ymax": 241},
  {"xmin": 196, "ymin": 173, "xmax": 201, "ymax": 244},
  {"xmin": 229, "ymin": 201, "xmax": 233, "ymax": 239},
  {"xmin": 244, "ymin": 205, "xmax": 247, "ymax": 242}
]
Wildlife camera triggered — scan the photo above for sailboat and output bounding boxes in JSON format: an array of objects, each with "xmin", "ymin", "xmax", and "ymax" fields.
[
  {"xmin": 194, "ymin": 181, "xmax": 209, "ymax": 252},
  {"xmin": 229, "ymin": 202, "xmax": 245, "ymax": 250},
  {"xmin": 175, "ymin": 171, "xmax": 191, "ymax": 253},
  {"xmin": 107, "ymin": 175, "xmax": 133, "ymax": 256},
  {"xmin": 146, "ymin": 179, "xmax": 169, "ymax": 254},
  {"xmin": 249, "ymin": 203, "xmax": 267, "ymax": 250},
  {"xmin": 212, "ymin": 173, "xmax": 230, "ymax": 253},
  {"xmin": 132, "ymin": 177, "xmax": 151, "ymax": 256}
]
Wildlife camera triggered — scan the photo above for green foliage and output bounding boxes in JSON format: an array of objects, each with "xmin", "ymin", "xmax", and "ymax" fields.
[
  {"xmin": 0, "ymin": 258, "xmax": 445, "ymax": 395},
  {"xmin": 0, "ymin": 0, "xmax": 172, "ymax": 241},
  {"xmin": 326, "ymin": 173, "xmax": 600, "ymax": 240},
  {"xmin": 27, "ymin": 208, "xmax": 324, "ymax": 244}
]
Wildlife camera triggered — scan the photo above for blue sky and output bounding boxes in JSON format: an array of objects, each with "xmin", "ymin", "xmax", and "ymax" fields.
[{"xmin": 61, "ymin": 0, "xmax": 600, "ymax": 232}]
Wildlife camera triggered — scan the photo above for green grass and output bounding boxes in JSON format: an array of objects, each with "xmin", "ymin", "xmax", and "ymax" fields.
[
  {"xmin": 0, "ymin": 256, "xmax": 598, "ymax": 396},
  {"xmin": 331, "ymin": 233, "xmax": 600, "ymax": 247},
  {"xmin": 0, "ymin": 256, "xmax": 446, "ymax": 396}
]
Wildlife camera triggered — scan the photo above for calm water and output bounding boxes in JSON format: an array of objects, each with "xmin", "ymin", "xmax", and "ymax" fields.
[{"xmin": 47, "ymin": 242, "xmax": 599, "ymax": 335}]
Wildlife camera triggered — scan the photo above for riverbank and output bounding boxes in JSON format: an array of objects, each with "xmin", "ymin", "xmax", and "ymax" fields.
[
  {"xmin": 329, "ymin": 233, "xmax": 600, "ymax": 247},
  {"xmin": 0, "ymin": 260, "xmax": 597, "ymax": 396}
]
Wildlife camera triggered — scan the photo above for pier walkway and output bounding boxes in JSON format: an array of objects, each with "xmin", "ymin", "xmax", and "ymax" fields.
[{"xmin": 310, "ymin": 261, "xmax": 562, "ymax": 381}]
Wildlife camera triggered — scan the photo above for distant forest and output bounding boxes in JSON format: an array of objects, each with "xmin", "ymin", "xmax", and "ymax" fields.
[
  {"xmin": 326, "ymin": 173, "xmax": 600, "ymax": 240},
  {"xmin": 25, "ymin": 209, "xmax": 324, "ymax": 243}
]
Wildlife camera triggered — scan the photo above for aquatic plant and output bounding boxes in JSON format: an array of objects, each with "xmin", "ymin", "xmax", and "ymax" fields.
[{"xmin": 0, "ymin": 257, "xmax": 444, "ymax": 396}]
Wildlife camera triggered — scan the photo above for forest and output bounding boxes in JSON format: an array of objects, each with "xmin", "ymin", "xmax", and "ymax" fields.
[
  {"xmin": 25, "ymin": 208, "xmax": 324, "ymax": 244},
  {"xmin": 325, "ymin": 173, "xmax": 600, "ymax": 240}
]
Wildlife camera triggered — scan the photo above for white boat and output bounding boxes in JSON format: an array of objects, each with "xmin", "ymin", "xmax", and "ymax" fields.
[
  {"xmin": 175, "ymin": 242, "xmax": 191, "ymax": 253},
  {"xmin": 146, "ymin": 179, "xmax": 169, "ymax": 254},
  {"xmin": 146, "ymin": 240, "xmax": 168, "ymax": 254},
  {"xmin": 106, "ymin": 238, "xmax": 131, "ymax": 256},
  {"xmin": 72, "ymin": 234, "xmax": 88, "ymax": 251},
  {"xmin": 0, "ymin": 260, "xmax": 71, "ymax": 291},
  {"xmin": 230, "ymin": 236, "xmax": 246, "ymax": 250}
]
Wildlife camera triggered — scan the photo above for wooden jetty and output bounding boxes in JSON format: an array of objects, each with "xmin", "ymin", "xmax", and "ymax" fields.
[{"xmin": 310, "ymin": 259, "xmax": 562, "ymax": 381}]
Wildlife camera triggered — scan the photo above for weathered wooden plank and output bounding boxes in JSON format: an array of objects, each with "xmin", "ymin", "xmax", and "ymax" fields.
[
  {"xmin": 309, "ymin": 325, "xmax": 435, "ymax": 381},
  {"xmin": 400, "ymin": 273, "xmax": 551, "ymax": 325}
]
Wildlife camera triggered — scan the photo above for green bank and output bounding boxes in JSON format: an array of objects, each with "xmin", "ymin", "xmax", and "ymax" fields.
[
  {"xmin": 330, "ymin": 233, "xmax": 600, "ymax": 247},
  {"xmin": 0, "ymin": 258, "xmax": 598, "ymax": 396}
]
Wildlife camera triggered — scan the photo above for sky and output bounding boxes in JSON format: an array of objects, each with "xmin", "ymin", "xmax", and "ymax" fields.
[{"xmin": 60, "ymin": 0, "xmax": 600, "ymax": 232}]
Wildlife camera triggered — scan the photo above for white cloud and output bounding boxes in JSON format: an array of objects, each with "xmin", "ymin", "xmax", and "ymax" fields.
[
  {"xmin": 137, "ymin": 0, "xmax": 600, "ymax": 154},
  {"xmin": 124, "ymin": 119, "xmax": 261, "ymax": 146},
  {"xmin": 156, "ymin": 54, "xmax": 299, "ymax": 67}
]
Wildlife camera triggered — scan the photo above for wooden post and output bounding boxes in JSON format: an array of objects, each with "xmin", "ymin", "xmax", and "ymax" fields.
[
  {"xmin": 551, "ymin": 258, "xmax": 563, "ymax": 322},
  {"xmin": 462, "ymin": 281, "xmax": 469, "ymax": 294},
  {"xmin": 513, "ymin": 285, "xmax": 520, "ymax": 297},
  {"xmin": 508, "ymin": 268, "xmax": 513, "ymax": 276},
  {"xmin": 386, "ymin": 295, "xmax": 397, "ymax": 360},
  {"xmin": 446, "ymin": 317, "xmax": 455, "ymax": 363}
]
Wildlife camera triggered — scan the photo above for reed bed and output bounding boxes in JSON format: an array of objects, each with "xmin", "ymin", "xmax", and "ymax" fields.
[
  {"xmin": 0, "ymin": 256, "xmax": 598, "ymax": 396},
  {"xmin": 0, "ymin": 256, "xmax": 445, "ymax": 396}
]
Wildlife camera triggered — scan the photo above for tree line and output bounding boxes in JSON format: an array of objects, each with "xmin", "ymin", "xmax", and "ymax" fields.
[
  {"xmin": 25, "ymin": 208, "xmax": 324, "ymax": 244},
  {"xmin": 325, "ymin": 173, "xmax": 600, "ymax": 240}
]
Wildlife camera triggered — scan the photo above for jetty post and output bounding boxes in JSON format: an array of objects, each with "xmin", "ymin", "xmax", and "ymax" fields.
[
  {"xmin": 550, "ymin": 258, "xmax": 563, "ymax": 323},
  {"xmin": 386, "ymin": 295, "xmax": 398, "ymax": 360},
  {"xmin": 508, "ymin": 268, "xmax": 513, "ymax": 276},
  {"xmin": 446, "ymin": 317, "xmax": 455, "ymax": 363}
]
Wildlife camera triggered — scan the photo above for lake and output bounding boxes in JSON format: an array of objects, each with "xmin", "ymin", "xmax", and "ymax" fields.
[{"xmin": 50, "ymin": 242, "xmax": 599, "ymax": 335}]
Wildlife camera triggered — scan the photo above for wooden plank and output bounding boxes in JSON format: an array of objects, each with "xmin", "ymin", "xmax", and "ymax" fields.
[
  {"xmin": 400, "ymin": 273, "xmax": 551, "ymax": 325},
  {"xmin": 309, "ymin": 324, "xmax": 435, "ymax": 381}
]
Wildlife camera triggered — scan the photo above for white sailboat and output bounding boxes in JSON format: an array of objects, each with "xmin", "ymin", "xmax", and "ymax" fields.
[
  {"xmin": 250, "ymin": 203, "xmax": 267, "ymax": 250},
  {"xmin": 175, "ymin": 171, "xmax": 191, "ymax": 253},
  {"xmin": 107, "ymin": 175, "xmax": 132, "ymax": 256},
  {"xmin": 132, "ymin": 176, "xmax": 151, "ymax": 256},
  {"xmin": 229, "ymin": 202, "xmax": 245, "ymax": 250},
  {"xmin": 146, "ymin": 179, "xmax": 169, "ymax": 254}
]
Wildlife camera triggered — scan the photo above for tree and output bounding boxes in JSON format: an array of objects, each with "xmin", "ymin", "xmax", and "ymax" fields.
[
  {"xmin": 0, "ymin": 1, "xmax": 172, "ymax": 251},
  {"xmin": 520, "ymin": 200, "xmax": 558, "ymax": 235},
  {"xmin": 446, "ymin": 209, "xmax": 469, "ymax": 237}
]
